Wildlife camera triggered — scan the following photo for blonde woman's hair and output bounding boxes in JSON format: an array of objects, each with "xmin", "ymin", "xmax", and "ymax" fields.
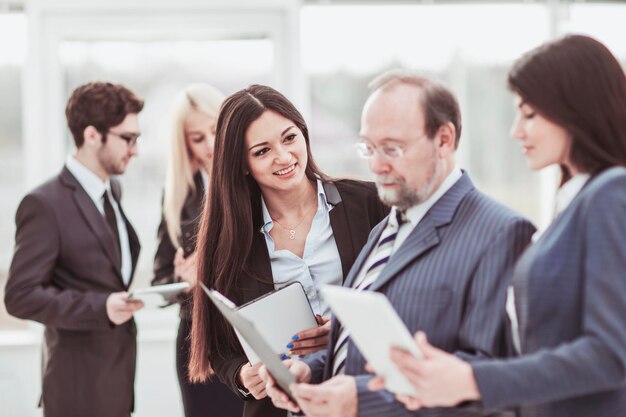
[{"xmin": 163, "ymin": 83, "xmax": 225, "ymax": 247}]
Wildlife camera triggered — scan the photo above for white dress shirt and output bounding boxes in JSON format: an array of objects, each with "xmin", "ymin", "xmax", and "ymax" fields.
[
  {"xmin": 66, "ymin": 156, "xmax": 133, "ymax": 285},
  {"xmin": 260, "ymin": 179, "xmax": 343, "ymax": 317},
  {"xmin": 351, "ymin": 166, "xmax": 463, "ymax": 287}
]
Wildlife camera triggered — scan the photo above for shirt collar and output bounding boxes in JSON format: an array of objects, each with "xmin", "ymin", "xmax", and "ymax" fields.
[
  {"xmin": 65, "ymin": 155, "xmax": 111, "ymax": 202},
  {"xmin": 394, "ymin": 166, "xmax": 463, "ymax": 227},
  {"xmin": 199, "ymin": 169, "xmax": 209, "ymax": 190},
  {"xmin": 261, "ymin": 179, "xmax": 330, "ymax": 233},
  {"xmin": 555, "ymin": 174, "xmax": 590, "ymax": 216}
]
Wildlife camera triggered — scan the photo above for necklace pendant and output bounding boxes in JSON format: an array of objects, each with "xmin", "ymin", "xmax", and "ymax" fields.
[{"xmin": 289, "ymin": 230, "xmax": 296, "ymax": 240}]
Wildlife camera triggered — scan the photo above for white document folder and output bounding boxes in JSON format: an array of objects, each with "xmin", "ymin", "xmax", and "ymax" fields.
[
  {"xmin": 235, "ymin": 281, "xmax": 318, "ymax": 364},
  {"xmin": 320, "ymin": 285, "xmax": 422, "ymax": 395},
  {"xmin": 200, "ymin": 283, "xmax": 298, "ymax": 401},
  {"xmin": 199, "ymin": 280, "xmax": 317, "ymax": 363}
]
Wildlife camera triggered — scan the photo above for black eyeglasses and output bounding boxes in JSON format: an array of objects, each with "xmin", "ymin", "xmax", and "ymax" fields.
[{"xmin": 107, "ymin": 130, "xmax": 140, "ymax": 147}]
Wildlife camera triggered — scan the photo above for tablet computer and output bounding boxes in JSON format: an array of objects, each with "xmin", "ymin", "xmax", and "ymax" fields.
[
  {"xmin": 128, "ymin": 282, "xmax": 190, "ymax": 307},
  {"xmin": 236, "ymin": 282, "xmax": 317, "ymax": 364},
  {"xmin": 320, "ymin": 285, "xmax": 422, "ymax": 395},
  {"xmin": 200, "ymin": 283, "xmax": 297, "ymax": 401}
]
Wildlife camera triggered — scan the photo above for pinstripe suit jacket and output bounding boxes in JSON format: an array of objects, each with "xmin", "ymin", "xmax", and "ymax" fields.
[
  {"xmin": 473, "ymin": 167, "xmax": 626, "ymax": 417},
  {"xmin": 307, "ymin": 172, "xmax": 535, "ymax": 417}
]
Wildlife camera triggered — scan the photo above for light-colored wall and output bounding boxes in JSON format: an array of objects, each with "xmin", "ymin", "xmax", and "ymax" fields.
[{"xmin": 0, "ymin": 307, "xmax": 184, "ymax": 417}]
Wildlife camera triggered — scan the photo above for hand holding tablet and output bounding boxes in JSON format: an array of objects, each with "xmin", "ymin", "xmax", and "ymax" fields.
[
  {"xmin": 200, "ymin": 283, "xmax": 299, "ymax": 401},
  {"xmin": 127, "ymin": 282, "xmax": 190, "ymax": 307},
  {"xmin": 320, "ymin": 285, "xmax": 422, "ymax": 396}
]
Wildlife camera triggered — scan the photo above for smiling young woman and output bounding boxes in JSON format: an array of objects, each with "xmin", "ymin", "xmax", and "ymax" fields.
[{"xmin": 188, "ymin": 85, "xmax": 389, "ymax": 417}]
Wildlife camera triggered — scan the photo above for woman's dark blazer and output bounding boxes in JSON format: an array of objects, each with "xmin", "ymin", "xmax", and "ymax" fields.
[
  {"xmin": 211, "ymin": 179, "xmax": 389, "ymax": 417},
  {"xmin": 152, "ymin": 172, "xmax": 205, "ymax": 319},
  {"xmin": 473, "ymin": 167, "xmax": 626, "ymax": 417}
]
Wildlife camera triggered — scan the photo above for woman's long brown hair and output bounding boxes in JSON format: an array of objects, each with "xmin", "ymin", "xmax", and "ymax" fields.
[
  {"xmin": 508, "ymin": 34, "xmax": 626, "ymax": 184},
  {"xmin": 188, "ymin": 85, "xmax": 328, "ymax": 382}
]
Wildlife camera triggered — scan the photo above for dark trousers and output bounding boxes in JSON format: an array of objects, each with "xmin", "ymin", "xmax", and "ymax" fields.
[{"xmin": 177, "ymin": 318, "xmax": 244, "ymax": 417}]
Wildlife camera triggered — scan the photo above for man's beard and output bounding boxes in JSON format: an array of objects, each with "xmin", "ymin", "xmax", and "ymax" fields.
[
  {"xmin": 98, "ymin": 149, "xmax": 127, "ymax": 176},
  {"xmin": 374, "ymin": 159, "xmax": 443, "ymax": 211}
]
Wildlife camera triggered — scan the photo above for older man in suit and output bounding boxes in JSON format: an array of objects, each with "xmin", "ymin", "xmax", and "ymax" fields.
[
  {"xmin": 4, "ymin": 82, "xmax": 145, "ymax": 417},
  {"xmin": 263, "ymin": 70, "xmax": 536, "ymax": 417}
]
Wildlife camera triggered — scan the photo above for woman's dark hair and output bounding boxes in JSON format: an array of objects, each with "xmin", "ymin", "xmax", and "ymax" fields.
[
  {"xmin": 508, "ymin": 34, "xmax": 626, "ymax": 183},
  {"xmin": 189, "ymin": 85, "xmax": 328, "ymax": 381}
]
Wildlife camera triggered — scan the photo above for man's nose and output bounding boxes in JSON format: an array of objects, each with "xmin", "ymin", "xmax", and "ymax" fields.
[
  {"xmin": 368, "ymin": 151, "xmax": 390, "ymax": 175},
  {"xmin": 129, "ymin": 143, "xmax": 139, "ymax": 157}
]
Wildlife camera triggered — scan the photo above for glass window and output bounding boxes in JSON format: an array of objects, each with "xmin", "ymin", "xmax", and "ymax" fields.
[
  {"xmin": 301, "ymin": 4, "xmax": 550, "ymax": 225},
  {"xmin": 567, "ymin": 3, "xmax": 626, "ymax": 60},
  {"xmin": 0, "ymin": 13, "xmax": 27, "ymax": 330},
  {"xmin": 60, "ymin": 38, "xmax": 274, "ymax": 288}
]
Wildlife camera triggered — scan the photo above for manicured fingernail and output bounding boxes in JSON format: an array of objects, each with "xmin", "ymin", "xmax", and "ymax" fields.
[
  {"xmin": 292, "ymin": 335, "xmax": 299, "ymax": 341},
  {"xmin": 286, "ymin": 343, "xmax": 294, "ymax": 349},
  {"xmin": 280, "ymin": 354, "xmax": 288, "ymax": 360}
]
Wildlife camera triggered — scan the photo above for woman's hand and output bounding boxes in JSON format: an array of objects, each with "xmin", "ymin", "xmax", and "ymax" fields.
[
  {"xmin": 287, "ymin": 315, "xmax": 331, "ymax": 356},
  {"xmin": 260, "ymin": 359, "xmax": 311, "ymax": 412},
  {"xmin": 239, "ymin": 362, "xmax": 267, "ymax": 399},
  {"xmin": 173, "ymin": 248, "xmax": 197, "ymax": 291}
]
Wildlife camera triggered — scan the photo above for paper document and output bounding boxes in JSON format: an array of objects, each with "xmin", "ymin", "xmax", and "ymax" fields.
[{"xmin": 320, "ymin": 285, "xmax": 422, "ymax": 395}]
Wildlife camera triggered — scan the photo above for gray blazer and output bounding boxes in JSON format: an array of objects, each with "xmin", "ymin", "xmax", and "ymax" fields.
[
  {"xmin": 473, "ymin": 167, "xmax": 626, "ymax": 417},
  {"xmin": 4, "ymin": 167, "xmax": 141, "ymax": 417},
  {"xmin": 307, "ymin": 172, "xmax": 535, "ymax": 417}
]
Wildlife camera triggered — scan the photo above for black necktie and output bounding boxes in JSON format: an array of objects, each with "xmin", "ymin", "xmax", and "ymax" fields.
[{"xmin": 103, "ymin": 190, "xmax": 121, "ymax": 257}]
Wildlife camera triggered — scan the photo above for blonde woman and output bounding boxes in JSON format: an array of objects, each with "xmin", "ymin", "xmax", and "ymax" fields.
[{"xmin": 152, "ymin": 84, "xmax": 243, "ymax": 417}]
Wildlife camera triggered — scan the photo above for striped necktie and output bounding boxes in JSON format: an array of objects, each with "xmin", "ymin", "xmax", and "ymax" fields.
[{"xmin": 331, "ymin": 209, "xmax": 406, "ymax": 376}]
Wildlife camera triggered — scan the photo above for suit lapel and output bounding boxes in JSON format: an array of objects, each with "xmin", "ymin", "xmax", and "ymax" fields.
[
  {"xmin": 246, "ymin": 228, "xmax": 275, "ymax": 302},
  {"xmin": 118, "ymin": 205, "xmax": 140, "ymax": 286},
  {"xmin": 343, "ymin": 220, "xmax": 387, "ymax": 288},
  {"xmin": 109, "ymin": 181, "xmax": 139, "ymax": 288},
  {"xmin": 324, "ymin": 182, "xmax": 356, "ymax": 281},
  {"xmin": 61, "ymin": 168, "xmax": 123, "ymax": 277},
  {"xmin": 367, "ymin": 217, "xmax": 440, "ymax": 292},
  {"xmin": 368, "ymin": 173, "xmax": 475, "ymax": 292}
]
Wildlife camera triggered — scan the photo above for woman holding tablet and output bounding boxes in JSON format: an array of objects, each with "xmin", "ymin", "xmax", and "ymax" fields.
[
  {"xmin": 189, "ymin": 84, "xmax": 388, "ymax": 417},
  {"xmin": 370, "ymin": 35, "xmax": 626, "ymax": 417},
  {"xmin": 152, "ymin": 84, "xmax": 243, "ymax": 417}
]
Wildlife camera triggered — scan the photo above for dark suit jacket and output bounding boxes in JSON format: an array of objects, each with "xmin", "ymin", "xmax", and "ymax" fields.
[
  {"xmin": 473, "ymin": 167, "xmax": 626, "ymax": 417},
  {"xmin": 211, "ymin": 179, "xmax": 389, "ymax": 417},
  {"xmin": 4, "ymin": 167, "xmax": 140, "ymax": 417},
  {"xmin": 152, "ymin": 171, "xmax": 205, "ymax": 319},
  {"xmin": 306, "ymin": 172, "xmax": 535, "ymax": 417}
]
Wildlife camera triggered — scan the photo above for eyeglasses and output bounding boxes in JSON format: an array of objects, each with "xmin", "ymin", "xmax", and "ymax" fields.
[
  {"xmin": 354, "ymin": 141, "xmax": 406, "ymax": 160},
  {"xmin": 107, "ymin": 130, "xmax": 140, "ymax": 147},
  {"xmin": 355, "ymin": 135, "xmax": 430, "ymax": 160}
]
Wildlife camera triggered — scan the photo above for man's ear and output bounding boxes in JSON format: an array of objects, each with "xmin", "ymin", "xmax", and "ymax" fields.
[
  {"xmin": 435, "ymin": 122, "xmax": 456, "ymax": 158},
  {"xmin": 83, "ymin": 125, "xmax": 102, "ymax": 147}
]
